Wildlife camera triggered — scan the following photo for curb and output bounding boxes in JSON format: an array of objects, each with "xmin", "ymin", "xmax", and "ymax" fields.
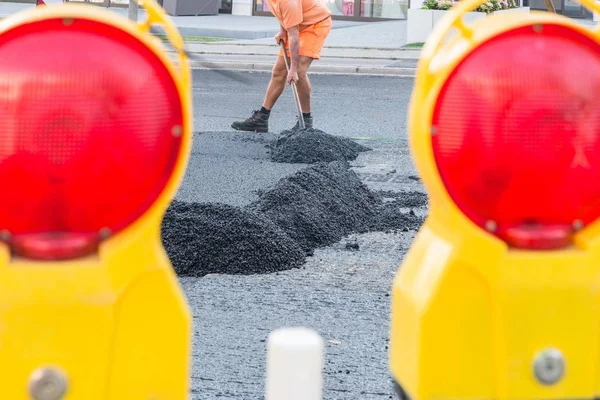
[
  {"xmin": 183, "ymin": 50, "xmax": 420, "ymax": 61},
  {"xmin": 185, "ymin": 60, "xmax": 417, "ymax": 77},
  {"xmin": 202, "ymin": 43, "xmax": 420, "ymax": 51},
  {"xmin": 195, "ymin": 42, "xmax": 422, "ymax": 53}
]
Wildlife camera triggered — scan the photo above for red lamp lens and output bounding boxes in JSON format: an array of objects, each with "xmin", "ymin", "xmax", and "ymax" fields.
[
  {"xmin": 0, "ymin": 18, "xmax": 184, "ymax": 259},
  {"xmin": 431, "ymin": 24, "xmax": 600, "ymax": 250}
]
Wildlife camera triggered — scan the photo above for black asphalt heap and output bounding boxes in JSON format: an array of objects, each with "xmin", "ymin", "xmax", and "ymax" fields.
[
  {"xmin": 162, "ymin": 162, "xmax": 427, "ymax": 277},
  {"xmin": 271, "ymin": 128, "xmax": 370, "ymax": 164},
  {"xmin": 162, "ymin": 201, "xmax": 305, "ymax": 277},
  {"xmin": 249, "ymin": 161, "xmax": 380, "ymax": 255}
]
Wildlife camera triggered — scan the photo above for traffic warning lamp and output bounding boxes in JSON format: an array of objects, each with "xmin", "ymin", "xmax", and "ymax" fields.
[
  {"xmin": 390, "ymin": 1, "xmax": 600, "ymax": 400},
  {"xmin": 0, "ymin": 0, "xmax": 192, "ymax": 399}
]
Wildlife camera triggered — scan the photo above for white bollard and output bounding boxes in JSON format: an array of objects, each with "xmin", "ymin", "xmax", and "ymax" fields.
[{"xmin": 266, "ymin": 327, "xmax": 325, "ymax": 400}]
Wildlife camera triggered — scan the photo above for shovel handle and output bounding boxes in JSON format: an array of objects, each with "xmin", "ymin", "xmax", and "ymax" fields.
[{"xmin": 279, "ymin": 40, "xmax": 305, "ymax": 130}]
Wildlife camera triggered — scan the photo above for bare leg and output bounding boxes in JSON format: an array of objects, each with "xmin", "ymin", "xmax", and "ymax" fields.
[
  {"xmin": 295, "ymin": 56, "xmax": 314, "ymax": 113},
  {"xmin": 262, "ymin": 56, "xmax": 288, "ymax": 110}
]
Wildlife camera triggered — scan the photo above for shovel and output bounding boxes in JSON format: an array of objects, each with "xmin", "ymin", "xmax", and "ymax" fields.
[{"xmin": 279, "ymin": 40, "xmax": 305, "ymax": 130}]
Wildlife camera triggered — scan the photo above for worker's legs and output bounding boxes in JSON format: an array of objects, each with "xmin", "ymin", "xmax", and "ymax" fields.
[
  {"xmin": 296, "ymin": 56, "xmax": 314, "ymax": 114},
  {"xmin": 231, "ymin": 17, "xmax": 332, "ymax": 133},
  {"xmin": 263, "ymin": 56, "xmax": 288, "ymax": 110},
  {"xmin": 287, "ymin": 56, "xmax": 314, "ymax": 130},
  {"xmin": 286, "ymin": 18, "xmax": 331, "ymax": 130}
]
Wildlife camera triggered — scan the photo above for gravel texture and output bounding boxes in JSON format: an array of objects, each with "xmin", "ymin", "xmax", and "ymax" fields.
[
  {"xmin": 374, "ymin": 201, "xmax": 424, "ymax": 233},
  {"xmin": 377, "ymin": 190, "xmax": 428, "ymax": 208},
  {"xmin": 163, "ymin": 161, "xmax": 427, "ymax": 276},
  {"xmin": 183, "ymin": 230, "xmax": 417, "ymax": 400},
  {"xmin": 270, "ymin": 128, "xmax": 371, "ymax": 164},
  {"xmin": 184, "ymin": 72, "xmax": 420, "ymax": 399},
  {"xmin": 249, "ymin": 161, "xmax": 380, "ymax": 255},
  {"xmin": 162, "ymin": 201, "xmax": 305, "ymax": 277}
]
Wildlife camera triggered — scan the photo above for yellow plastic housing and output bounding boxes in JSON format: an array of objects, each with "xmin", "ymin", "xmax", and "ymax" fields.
[
  {"xmin": 389, "ymin": 4, "xmax": 600, "ymax": 400},
  {"xmin": 0, "ymin": 2, "xmax": 193, "ymax": 399}
]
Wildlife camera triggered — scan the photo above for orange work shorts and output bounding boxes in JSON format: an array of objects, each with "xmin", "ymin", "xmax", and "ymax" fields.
[{"xmin": 279, "ymin": 17, "xmax": 332, "ymax": 60}]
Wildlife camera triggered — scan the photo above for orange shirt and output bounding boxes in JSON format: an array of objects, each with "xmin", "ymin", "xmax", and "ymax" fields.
[{"xmin": 266, "ymin": 0, "xmax": 331, "ymax": 30}]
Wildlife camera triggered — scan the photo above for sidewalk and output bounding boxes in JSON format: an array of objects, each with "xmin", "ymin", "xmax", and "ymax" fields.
[
  {"xmin": 163, "ymin": 14, "xmax": 596, "ymax": 77},
  {"xmin": 0, "ymin": 1, "xmax": 417, "ymax": 76},
  {"xmin": 165, "ymin": 13, "xmax": 415, "ymax": 76},
  {"xmin": 2, "ymin": 2, "xmax": 596, "ymax": 77},
  {"xmin": 177, "ymin": 19, "xmax": 419, "ymax": 77},
  {"xmin": 171, "ymin": 15, "xmax": 417, "ymax": 76},
  {"xmin": 178, "ymin": 40, "xmax": 420, "ymax": 77}
]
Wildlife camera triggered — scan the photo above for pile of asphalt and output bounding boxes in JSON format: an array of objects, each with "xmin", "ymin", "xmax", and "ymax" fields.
[
  {"xmin": 248, "ymin": 161, "xmax": 380, "ymax": 255},
  {"xmin": 162, "ymin": 162, "xmax": 427, "ymax": 277},
  {"xmin": 162, "ymin": 201, "xmax": 305, "ymax": 277},
  {"xmin": 270, "ymin": 128, "xmax": 370, "ymax": 164}
]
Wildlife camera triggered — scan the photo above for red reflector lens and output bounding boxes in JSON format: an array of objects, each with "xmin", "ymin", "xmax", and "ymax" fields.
[
  {"xmin": 10, "ymin": 233, "xmax": 99, "ymax": 261},
  {"xmin": 432, "ymin": 24, "xmax": 600, "ymax": 250},
  {"xmin": 0, "ymin": 18, "xmax": 183, "ymax": 259},
  {"xmin": 502, "ymin": 223, "xmax": 573, "ymax": 251}
]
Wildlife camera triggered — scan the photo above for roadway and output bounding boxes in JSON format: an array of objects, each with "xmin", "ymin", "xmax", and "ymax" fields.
[{"xmin": 178, "ymin": 70, "xmax": 422, "ymax": 399}]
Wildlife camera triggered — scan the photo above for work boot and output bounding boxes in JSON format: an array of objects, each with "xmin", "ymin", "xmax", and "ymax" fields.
[
  {"xmin": 292, "ymin": 115, "xmax": 313, "ymax": 130},
  {"xmin": 231, "ymin": 110, "xmax": 269, "ymax": 133}
]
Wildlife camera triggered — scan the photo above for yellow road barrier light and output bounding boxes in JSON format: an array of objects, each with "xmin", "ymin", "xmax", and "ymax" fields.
[
  {"xmin": 0, "ymin": 1, "xmax": 192, "ymax": 398},
  {"xmin": 390, "ymin": 2, "xmax": 600, "ymax": 400}
]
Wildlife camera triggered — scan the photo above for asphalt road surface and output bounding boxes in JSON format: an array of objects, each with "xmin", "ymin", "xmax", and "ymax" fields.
[{"xmin": 178, "ymin": 70, "xmax": 423, "ymax": 399}]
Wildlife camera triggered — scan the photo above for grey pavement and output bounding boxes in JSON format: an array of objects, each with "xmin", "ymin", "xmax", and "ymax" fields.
[
  {"xmin": 188, "ymin": 70, "xmax": 412, "ymax": 141},
  {"xmin": 170, "ymin": 12, "xmax": 598, "ymax": 75},
  {"xmin": 172, "ymin": 23, "xmax": 417, "ymax": 76},
  {"xmin": 174, "ymin": 39, "xmax": 420, "ymax": 77},
  {"xmin": 183, "ymin": 69, "xmax": 420, "ymax": 399},
  {"xmin": 1, "ymin": 1, "xmax": 597, "ymax": 76},
  {"xmin": 0, "ymin": 1, "xmax": 418, "ymax": 75},
  {"xmin": 227, "ymin": 19, "xmax": 407, "ymax": 48}
]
